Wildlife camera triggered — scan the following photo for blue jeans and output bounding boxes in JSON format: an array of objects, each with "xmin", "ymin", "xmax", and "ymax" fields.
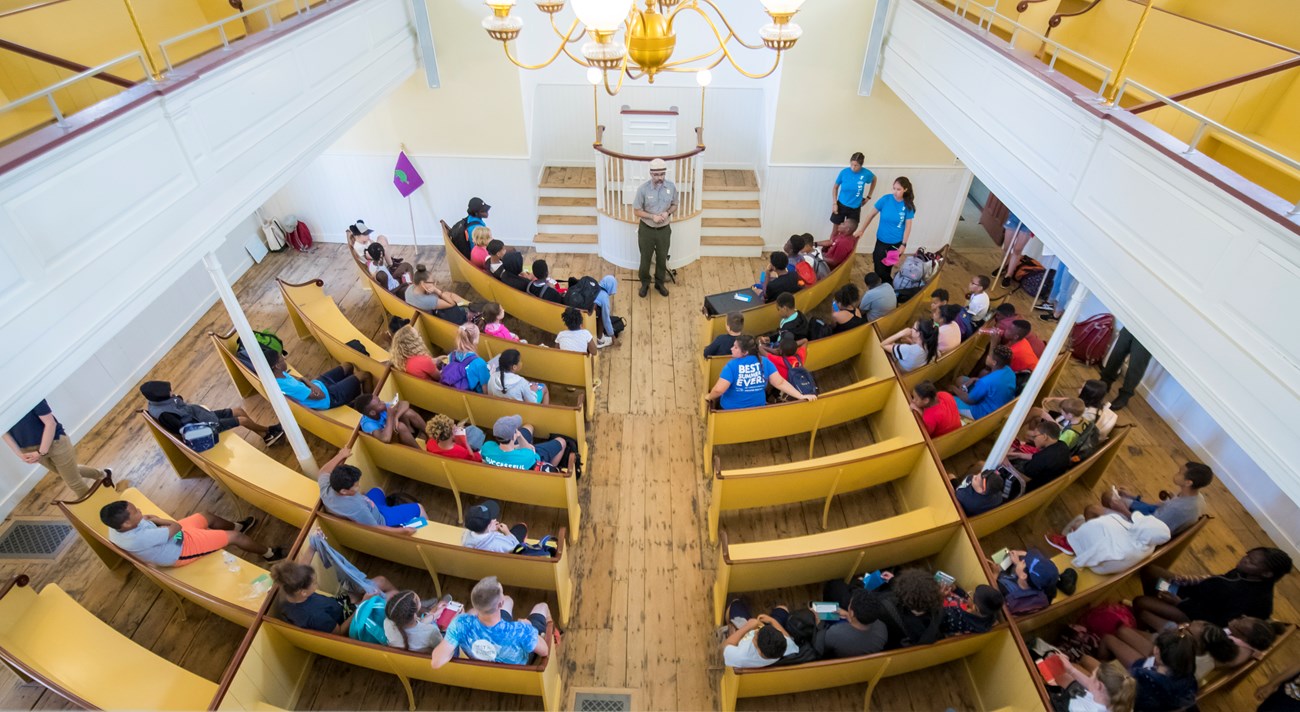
[
  {"xmin": 1126, "ymin": 497, "xmax": 1159, "ymax": 516},
  {"xmin": 1049, "ymin": 260, "xmax": 1074, "ymax": 305},
  {"xmin": 592, "ymin": 275, "xmax": 617, "ymax": 336}
]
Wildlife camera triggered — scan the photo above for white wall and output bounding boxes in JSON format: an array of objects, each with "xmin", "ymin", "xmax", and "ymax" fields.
[{"xmin": 0, "ymin": 218, "xmax": 256, "ymax": 519}]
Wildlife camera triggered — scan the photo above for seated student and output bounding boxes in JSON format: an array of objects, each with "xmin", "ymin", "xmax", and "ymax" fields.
[
  {"xmin": 787, "ymin": 234, "xmax": 819, "ymax": 286},
  {"xmin": 1050, "ymin": 398, "xmax": 1089, "ymax": 449},
  {"xmin": 269, "ymin": 558, "xmax": 396, "ymax": 635},
  {"xmin": 484, "ymin": 239, "xmax": 507, "ymax": 276},
  {"xmin": 496, "ymin": 252, "xmax": 533, "ymax": 292},
  {"xmin": 1101, "ymin": 462, "xmax": 1212, "ymax": 537},
  {"xmin": 526, "ymin": 260, "xmax": 565, "ymax": 304},
  {"xmin": 704, "ymin": 335, "xmax": 817, "ymax": 409},
  {"xmin": 722, "ymin": 599, "xmax": 799, "ymax": 668},
  {"xmin": 1103, "ymin": 627, "xmax": 1199, "ymax": 711},
  {"xmin": 882, "ymin": 568, "xmax": 946, "ymax": 648},
  {"xmin": 703, "ymin": 311, "xmax": 744, "ymax": 358},
  {"xmin": 929, "ymin": 288, "xmax": 972, "ymax": 340},
  {"xmin": 100, "ymin": 500, "xmax": 284, "ymax": 566},
  {"xmin": 880, "ymin": 319, "xmax": 939, "ymax": 372},
  {"xmin": 942, "ymin": 584, "xmax": 1003, "ymax": 635},
  {"xmin": 140, "ymin": 380, "xmax": 283, "ymax": 446},
  {"xmin": 770, "ymin": 292, "xmax": 810, "ymax": 343},
  {"xmin": 1003, "ymin": 319, "xmax": 1040, "ymax": 372},
  {"xmin": 271, "ymin": 353, "xmax": 373, "ymax": 411},
  {"xmin": 389, "ymin": 324, "xmax": 440, "ymax": 382},
  {"xmin": 481, "ymin": 303, "xmax": 523, "ymax": 343},
  {"xmin": 830, "ymin": 284, "xmax": 866, "ymax": 333},
  {"xmin": 556, "ymin": 307, "xmax": 596, "ymax": 355},
  {"xmin": 487, "ymin": 349, "xmax": 549, "ymax": 404},
  {"xmin": 759, "ymin": 330, "xmax": 807, "ymax": 381},
  {"xmin": 439, "ymin": 323, "xmax": 492, "ymax": 393},
  {"xmin": 858, "ymin": 273, "xmax": 897, "ymax": 322},
  {"xmin": 818, "ymin": 588, "xmax": 888, "ymax": 659},
  {"xmin": 935, "ymin": 304, "xmax": 963, "ymax": 356},
  {"xmin": 461, "ymin": 499, "xmax": 527, "ymax": 553},
  {"xmin": 352, "ymin": 394, "xmax": 426, "ymax": 448},
  {"xmin": 430, "ymin": 575, "xmax": 552, "ymax": 667},
  {"xmin": 949, "ymin": 345, "xmax": 1016, "ymax": 420},
  {"xmin": 1051, "ymin": 509, "xmax": 1170, "ymax": 573},
  {"xmin": 983, "ymin": 303, "xmax": 1045, "ymax": 356},
  {"xmin": 911, "ymin": 381, "xmax": 962, "ymax": 438},
  {"xmin": 424, "ymin": 414, "xmax": 482, "ymax": 462},
  {"xmin": 817, "ymin": 217, "xmax": 859, "ymax": 269},
  {"xmin": 1132, "ymin": 547, "xmax": 1293, "ymax": 629},
  {"xmin": 1005, "ymin": 420, "xmax": 1072, "ymax": 492},
  {"xmin": 348, "ymin": 220, "xmax": 390, "ymax": 261},
  {"xmin": 480, "ymin": 415, "xmax": 568, "ymax": 470},
  {"xmin": 753, "ymin": 251, "xmax": 803, "ymax": 303},
  {"xmin": 953, "ymin": 469, "xmax": 1004, "ymax": 516},
  {"xmin": 469, "ymin": 227, "xmax": 493, "ymax": 269},
  {"xmin": 965, "ymin": 275, "xmax": 991, "ymax": 324},
  {"xmin": 317, "ymin": 447, "xmax": 426, "ymax": 530},
  {"xmin": 384, "ymin": 589, "xmax": 449, "ymax": 652},
  {"xmin": 366, "ymin": 243, "xmax": 412, "ymax": 291},
  {"xmin": 1198, "ymin": 617, "xmax": 1287, "ymax": 681},
  {"xmin": 996, "ymin": 548, "xmax": 1059, "ymax": 615},
  {"xmin": 405, "ymin": 265, "xmax": 468, "ymax": 323},
  {"xmin": 1048, "ymin": 655, "xmax": 1137, "ymax": 712}
]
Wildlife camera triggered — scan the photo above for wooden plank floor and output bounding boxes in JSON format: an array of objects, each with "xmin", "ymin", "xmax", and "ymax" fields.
[{"xmin": 0, "ymin": 230, "xmax": 1294, "ymax": 711}]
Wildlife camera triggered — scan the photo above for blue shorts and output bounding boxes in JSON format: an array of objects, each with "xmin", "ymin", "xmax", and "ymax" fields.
[
  {"xmin": 364, "ymin": 488, "xmax": 421, "ymax": 527},
  {"xmin": 520, "ymin": 429, "xmax": 564, "ymax": 465},
  {"xmin": 1128, "ymin": 498, "xmax": 1159, "ymax": 516}
]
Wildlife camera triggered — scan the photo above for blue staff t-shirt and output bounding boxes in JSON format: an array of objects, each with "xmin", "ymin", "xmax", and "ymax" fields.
[
  {"xmin": 443, "ymin": 613, "xmax": 540, "ymax": 665},
  {"xmin": 6, "ymin": 400, "xmax": 65, "ymax": 450},
  {"xmin": 966, "ymin": 366, "xmax": 1016, "ymax": 420},
  {"xmin": 275, "ymin": 374, "xmax": 331, "ymax": 410},
  {"xmin": 836, "ymin": 167, "xmax": 875, "ymax": 209},
  {"xmin": 718, "ymin": 356, "xmax": 776, "ymax": 410},
  {"xmin": 874, "ymin": 195, "xmax": 916, "ymax": 245},
  {"xmin": 359, "ymin": 410, "xmax": 388, "ymax": 434}
]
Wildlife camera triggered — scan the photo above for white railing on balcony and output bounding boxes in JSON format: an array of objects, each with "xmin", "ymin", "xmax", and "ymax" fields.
[
  {"xmin": 0, "ymin": 52, "xmax": 151, "ymax": 127},
  {"xmin": 593, "ymin": 125, "xmax": 705, "ymax": 223}
]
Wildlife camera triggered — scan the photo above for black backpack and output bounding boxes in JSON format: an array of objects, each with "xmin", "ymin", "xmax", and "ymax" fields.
[
  {"xmin": 448, "ymin": 218, "xmax": 472, "ymax": 258},
  {"xmin": 807, "ymin": 317, "xmax": 834, "ymax": 340},
  {"xmin": 565, "ymin": 276, "xmax": 602, "ymax": 310},
  {"xmin": 526, "ymin": 280, "xmax": 563, "ymax": 303},
  {"xmin": 783, "ymin": 354, "xmax": 818, "ymax": 398}
]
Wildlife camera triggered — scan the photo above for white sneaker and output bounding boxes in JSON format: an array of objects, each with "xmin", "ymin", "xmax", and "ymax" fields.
[{"xmin": 596, "ymin": 336, "xmax": 613, "ymax": 349}]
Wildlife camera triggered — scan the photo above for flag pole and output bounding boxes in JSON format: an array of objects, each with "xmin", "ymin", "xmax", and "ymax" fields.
[{"xmin": 402, "ymin": 143, "xmax": 419, "ymax": 260}]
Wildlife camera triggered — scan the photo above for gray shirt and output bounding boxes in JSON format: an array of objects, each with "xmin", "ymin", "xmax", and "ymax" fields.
[
  {"xmin": 1152, "ymin": 493, "xmax": 1204, "ymax": 535},
  {"xmin": 109, "ymin": 519, "xmax": 182, "ymax": 566},
  {"xmin": 405, "ymin": 288, "xmax": 443, "ymax": 312},
  {"xmin": 318, "ymin": 473, "xmax": 385, "ymax": 527},
  {"xmin": 633, "ymin": 179, "xmax": 677, "ymax": 227},
  {"xmin": 859, "ymin": 283, "xmax": 898, "ymax": 322}
]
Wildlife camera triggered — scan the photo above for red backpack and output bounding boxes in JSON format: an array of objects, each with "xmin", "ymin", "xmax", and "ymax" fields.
[
  {"xmin": 287, "ymin": 220, "xmax": 313, "ymax": 252},
  {"xmin": 1071, "ymin": 313, "xmax": 1114, "ymax": 365}
]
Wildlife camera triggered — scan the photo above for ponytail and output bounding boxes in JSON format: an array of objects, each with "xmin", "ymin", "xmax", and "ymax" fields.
[
  {"xmin": 498, "ymin": 349, "xmax": 521, "ymax": 392},
  {"xmin": 896, "ymin": 176, "xmax": 916, "ymax": 213},
  {"xmin": 915, "ymin": 320, "xmax": 939, "ymax": 364}
]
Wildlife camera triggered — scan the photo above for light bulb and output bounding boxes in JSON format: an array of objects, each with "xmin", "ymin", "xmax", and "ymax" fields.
[
  {"xmin": 758, "ymin": 0, "xmax": 805, "ymax": 14},
  {"xmin": 695, "ymin": 68, "xmax": 712, "ymax": 87},
  {"xmin": 587, "ymin": 67, "xmax": 604, "ymax": 85},
  {"xmin": 572, "ymin": 0, "xmax": 633, "ymax": 31}
]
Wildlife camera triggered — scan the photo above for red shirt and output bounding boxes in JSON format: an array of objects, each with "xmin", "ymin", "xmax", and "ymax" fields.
[
  {"xmin": 987, "ymin": 315, "xmax": 1045, "ymax": 357},
  {"xmin": 471, "ymin": 246, "xmax": 489, "ymax": 269},
  {"xmin": 765, "ymin": 347, "xmax": 808, "ymax": 381},
  {"xmin": 1009, "ymin": 337, "xmax": 1039, "ymax": 372},
  {"xmin": 403, "ymin": 354, "xmax": 440, "ymax": 381},
  {"xmin": 426, "ymin": 434, "xmax": 481, "ymax": 462},
  {"xmin": 824, "ymin": 233, "xmax": 858, "ymax": 268},
  {"xmin": 923, "ymin": 392, "xmax": 962, "ymax": 437}
]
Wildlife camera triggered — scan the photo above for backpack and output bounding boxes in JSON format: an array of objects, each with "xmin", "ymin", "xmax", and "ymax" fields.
[
  {"xmin": 264, "ymin": 219, "xmax": 288, "ymax": 252},
  {"xmin": 1094, "ymin": 404, "xmax": 1117, "ymax": 440},
  {"xmin": 448, "ymin": 217, "xmax": 471, "ymax": 258},
  {"xmin": 782, "ymin": 355, "xmax": 818, "ymax": 397},
  {"xmin": 348, "ymin": 596, "xmax": 389, "ymax": 644},
  {"xmin": 1067, "ymin": 419, "xmax": 1101, "ymax": 460},
  {"xmin": 526, "ymin": 281, "xmax": 562, "ymax": 303},
  {"xmin": 807, "ymin": 317, "xmax": 834, "ymax": 341},
  {"xmin": 513, "ymin": 535, "xmax": 559, "ymax": 558},
  {"xmin": 1000, "ymin": 466, "xmax": 1027, "ymax": 501},
  {"xmin": 811, "ymin": 252, "xmax": 832, "ymax": 281},
  {"xmin": 881, "ymin": 598, "xmax": 944, "ymax": 647},
  {"xmin": 1011, "ymin": 256, "xmax": 1045, "ymax": 282},
  {"xmin": 279, "ymin": 217, "xmax": 312, "ymax": 252},
  {"xmin": 236, "ymin": 330, "xmax": 286, "ymax": 356},
  {"xmin": 998, "ymin": 573, "xmax": 1051, "ymax": 615},
  {"xmin": 1070, "ymin": 313, "xmax": 1114, "ymax": 365},
  {"xmin": 794, "ymin": 260, "xmax": 817, "ymax": 286},
  {"xmin": 180, "ymin": 422, "xmax": 219, "ymax": 452},
  {"xmin": 440, "ymin": 351, "xmax": 481, "ymax": 391},
  {"xmin": 564, "ymin": 276, "xmax": 602, "ymax": 311},
  {"xmin": 1020, "ymin": 268, "xmax": 1053, "ymax": 298},
  {"xmin": 896, "ymin": 254, "xmax": 927, "ymax": 286}
]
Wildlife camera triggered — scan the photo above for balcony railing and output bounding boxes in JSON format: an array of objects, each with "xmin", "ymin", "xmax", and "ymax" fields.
[{"xmin": 593, "ymin": 125, "xmax": 705, "ymax": 224}]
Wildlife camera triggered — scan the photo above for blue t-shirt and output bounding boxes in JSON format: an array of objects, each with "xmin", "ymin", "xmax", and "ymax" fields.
[
  {"xmin": 6, "ymin": 400, "xmax": 65, "ymax": 450},
  {"xmin": 836, "ymin": 167, "xmax": 875, "ymax": 209},
  {"xmin": 359, "ymin": 410, "xmax": 388, "ymax": 434},
  {"xmin": 966, "ymin": 366, "xmax": 1016, "ymax": 420},
  {"xmin": 281, "ymin": 593, "xmax": 345, "ymax": 633},
  {"xmin": 480, "ymin": 442, "xmax": 540, "ymax": 470},
  {"xmin": 443, "ymin": 612, "xmax": 540, "ymax": 665},
  {"xmin": 718, "ymin": 356, "xmax": 776, "ymax": 410},
  {"xmin": 275, "ymin": 374, "xmax": 331, "ymax": 410},
  {"xmin": 874, "ymin": 195, "xmax": 916, "ymax": 245}
]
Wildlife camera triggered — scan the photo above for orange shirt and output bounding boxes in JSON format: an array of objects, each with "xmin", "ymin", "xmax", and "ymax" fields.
[{"xmin": 1009, "ymin": 337, "xmax": 1039, "ymax": 372}]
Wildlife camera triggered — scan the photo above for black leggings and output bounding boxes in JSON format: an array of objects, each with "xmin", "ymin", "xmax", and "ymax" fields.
[{"xmin": 872, "ymin": 239, "xmax": 901, "ymax": 284}]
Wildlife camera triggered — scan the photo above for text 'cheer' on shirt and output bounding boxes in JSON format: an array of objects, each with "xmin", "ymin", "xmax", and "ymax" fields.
[
  {"xmin": 836, "ymin": 166, "xmax": 875, "ymax": 209},
  {"xmin": 719, "ymin": 356, "xmax": 776, "ymax": 410},
  {"xmin": 874, "ymin": 195, "xmax": 916, "ymax": 245},
  {"xmin": 443, "ymin": 613, "xmax": 539, "ymax": 665}
]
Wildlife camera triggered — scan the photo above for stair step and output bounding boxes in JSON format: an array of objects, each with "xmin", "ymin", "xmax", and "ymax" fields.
[
  {"xmin": 539, "ymin": 196, "xmax": 597, "ymax": 207},
  {"xmin": 702, "ymin": 235, "xmax": 765, "ymax": 247},
  {"xmin": 534, "ymin": 233, "xmax": 598, "ymax": 244},
  {"xmin": 539, "ymin": 166, "xmax": 596, "ymax": 189},
  {"xmin": 702, "ymin": 168, "xmax": 759, "ymax": 191},
  {"xmin": 703, "ymin": 199, "xmax": 760, "ymax": 210},
  {"xmin": 538, "ymin": 214, "xmax": 597, "ymax": 225},
  {"xmin": 702, "ymin": 217, "xmax": 761, "ymax": 228}
]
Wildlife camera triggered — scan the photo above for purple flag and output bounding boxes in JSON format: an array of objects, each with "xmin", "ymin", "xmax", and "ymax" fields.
[{"xmin": 392, "ymin": 151, "xmax": 424, "ymax": 198}]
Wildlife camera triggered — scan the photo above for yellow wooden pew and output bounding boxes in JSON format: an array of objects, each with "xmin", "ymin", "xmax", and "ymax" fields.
[
  {"xmin": 212, "ymin": 623, "xmax": 312, "ymax": 711},
  {"xmin": 278, "ymin": 278, "xmax": 588, "ymax": 452},
  {"xmin": 1016, "ymin": 516, "xmax": 1209, "ymax": 632},
  {"xmin": 440, "ymin": 220, "xmax": 596, "ymax": 336},
  {"xmin": 930, "ymin": 353, "xmax": 1069, "ymax": 460},
  {"xmin": 899, "ymin": 331, "xmax": 989, "ymax": 393},
  {"xmin": 0, "ymin": 575, "xmax": 221, "ymax": 710},
  {"xmin": 55, "ymin": 479, "xmax": 271, "ymax": 627},
  {"xmin": 699, "ymin": 249, "xmax": 857, "ymax": 343},
  {"xmin": 1198, "ymin": 622, "xmax": 1296, "ymax": 702}
]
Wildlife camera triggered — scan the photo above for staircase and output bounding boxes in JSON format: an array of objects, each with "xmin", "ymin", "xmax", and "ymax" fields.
[{"xmin": 533, "ymin": 165, "xmax": 764, "ymax": 257}]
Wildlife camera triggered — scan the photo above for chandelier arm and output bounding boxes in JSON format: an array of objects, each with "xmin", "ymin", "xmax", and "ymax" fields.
[
  {"xmin": 603, "ymin": 58, "xmax": 629, "ymax": 96},
  {"xmin": 549, "ymin": 13, "xmax": 586, "ymax": 44},
  {"xmin": 687, "ymin": 0, "xmax": 767, "ymax": 51},
  {"xmin": 659, "ymin": 43, "xmax": 727, "ymax": 70},
  {"xmin": 677, "ymin": 5, "xmax": 785, "ymax": 79},
  {"xmin": 500, "ymin": 19, "xmax": 586, "ymax": 71}
]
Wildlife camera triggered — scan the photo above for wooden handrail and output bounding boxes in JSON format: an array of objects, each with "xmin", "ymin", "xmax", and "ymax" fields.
[
  {"xmin": 1130, "ymin": 56, "xmax": 1300, "ymax": 114},
  {"xmin": 592, "ymin": 124, "xmax": 707, "ymax": 161},
  {"xmin": 1122, "ymin": 0, "xmax": 1300, "ymax": 55},
  {"xmin": 1047, "ymin": 0, "xmax": 1102, "ymax": 31},
  {"xmin": 0, "ymin": 38, "xmax": 135, "ymax": 88}
]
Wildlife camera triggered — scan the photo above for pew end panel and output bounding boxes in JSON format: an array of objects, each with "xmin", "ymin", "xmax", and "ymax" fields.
[
  {"xmin": 961, "ymin": 628, "xmax": 1049, "ymax": 712},
  {"xmin": 930, "ymin": 524, "xmax": 995, "ymax": 594},
  {"xmin": 212, "ymin": 331, "xmax": 260, "ymax": 400},
  {"xmin": 893, "ymin": 446, "xmax": 962, "ymax": 523},
  {"xmin": 142, "ymin": 411, "xmax": 200, "ymax": 478},
  {"xmin": 214, "ymin": 624, "xmax": 314, "ymax": 712},
  {"xmin": 850, "ymin": 325, "xmax": 891, "ymax": 382},
  {"xmin": 802, "ymin": 320, "xmax": 874, "ymax": 373},
  {"xmin": 865, "ymin": 382, "xmax": 925, "ymax": 445}
]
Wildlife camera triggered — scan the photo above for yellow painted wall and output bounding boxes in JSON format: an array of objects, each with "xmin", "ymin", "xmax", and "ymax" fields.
[
  {"xmin": 328, "ymin": 0, "xmax": 528, "ymax": 156},
  {"xmin": 1155, "ymin": 0, "xmax": 1300, "ymax": 54},
  {"xmin": 769, "ymin": 0, "xmax": 956, "ymax": 166}
]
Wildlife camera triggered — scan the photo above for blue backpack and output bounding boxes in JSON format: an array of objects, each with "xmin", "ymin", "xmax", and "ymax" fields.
[
  {"xmin": 179, "ymin": 422, "xmax": 219, "ymax": 452},
  {"xmin": 441, "ymin": 351, "xmax": 481, "ymax": 391},
  {"xmin": 348, "ymin": 596, "xmax": 389, "ymax": 644}
]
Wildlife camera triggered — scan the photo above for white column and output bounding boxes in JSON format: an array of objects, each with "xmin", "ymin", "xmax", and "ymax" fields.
[
  {"xmin": 982, "ymin": 281, "xmax": 1091, "ymax": 467},
  {"xmin": 202, "ymin": 252, "xmax": 319, "ymax": 475}
]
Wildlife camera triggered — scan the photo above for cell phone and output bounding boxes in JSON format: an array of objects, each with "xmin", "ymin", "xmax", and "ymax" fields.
[
  {"xmin": 991, "ymin": 547, "xmax": 1013, "ymax": 571},
  {"xmin": 811, "ymin": 601, "xmax": 839, "ymax": 621},
  {"xmin": 759, "ymin": 271, "xmax": 767, "ymax": 285},
  {"xmin": 402, "ymin": 516, "xmax": 428, "ymax": 529},
  {"xmin": 934, "ymin": 571, "xmax": 956, "ymax": 588},
  {"xmin": 832, "ymin": 301, "xmax": 840, "ymax": 313},
  {"xmin": 1156, "ymin": 579, "xmax": 1179, "ymax": 596}
]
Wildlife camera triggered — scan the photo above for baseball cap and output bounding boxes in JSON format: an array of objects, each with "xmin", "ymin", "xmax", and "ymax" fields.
[
  {"xmin": 492, "ymin": 414, "xmax": 523, "ymax": 441},
  {"xmin": 350, "ymin": 220, "xmax": 372, "ymax": 236},
  {"xmin": 1024, "ymin": 548, "xmax": 1060, "ymax": 590},
  {"xmin": 648, "ymin": 158, "xmax": 667, "ymax": 171},
  {"xmin": 139, "ymin": 380, "xmax": 171, "ymax": 402},
  {"xmin": 468, "ymin": 197, "xmax": 491, "ymax": 213},
  {"xmin": 464, "ymin": 500, "xmax": 501, "ymax": 533}
]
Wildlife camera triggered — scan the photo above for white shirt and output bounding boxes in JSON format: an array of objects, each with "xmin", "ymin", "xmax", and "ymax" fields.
[
  {"xmin": 556, "ymin": 329, "xmax": 594, "ymax": 353},
  {"xmin": 722, "ymin": 629, "xmax": 798, "ymax": 668},
  {"xmin": 384, "ymin": 617, "xmax": 442, "ymax": 652},
  {"xmin": 967, "ymin": 292, "xmax": 990, "ymax": 322}
]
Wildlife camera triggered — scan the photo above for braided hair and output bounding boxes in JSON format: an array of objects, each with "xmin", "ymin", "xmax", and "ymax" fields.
[{"xmin": 385, "ymin": 590, "xmax": 421, "ymax": 650}]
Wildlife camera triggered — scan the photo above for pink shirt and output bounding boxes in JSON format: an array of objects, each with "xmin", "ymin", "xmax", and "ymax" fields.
[
  {"xmin": 471, "ymin": 246, "xmax": 489, "ymax": 269},
  {"xmin": 484, "ymin": 322, "xmax": 520, "ymax": 342}
]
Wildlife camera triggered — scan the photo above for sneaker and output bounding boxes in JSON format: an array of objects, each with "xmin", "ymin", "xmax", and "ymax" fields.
[
  {"xmin": 596, "ymin": 336, "xmax": 613, "ymax": 349},
  {"xmin": 1044, "ymin": 533, "xmax": 1074, "ymax": 556},
  {"xmin": 263, "ymin": 425, "xmax": 284, "ymax": 446},
  {"xmin": 237, "ymin": 516, "xmax": 258, "ymax": 534},
  {"xmin": 263, "ymin": 546, "xmax": 287, "ymax": 562},
  {"xmin": 1110, "ymin": 395, "xmax": 1130, "ymax": 412},
  {"xmin": 1033, "ymin": 301, "xmax": 1056, "ymax": 312}
]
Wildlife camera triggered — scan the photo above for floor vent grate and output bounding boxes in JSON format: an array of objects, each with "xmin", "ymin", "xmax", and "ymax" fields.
[
  {"xmin": 572, "ymin": 688, "xmax": 638, "ymax": 712},
  {"xmin": 0, "ymin": 518, "xmax": 75, "ymax": 561}
]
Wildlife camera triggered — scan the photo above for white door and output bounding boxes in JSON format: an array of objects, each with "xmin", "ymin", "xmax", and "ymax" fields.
[{"xmin": 621, "ymin": 114, "xmax": 676, "ymax": 201}]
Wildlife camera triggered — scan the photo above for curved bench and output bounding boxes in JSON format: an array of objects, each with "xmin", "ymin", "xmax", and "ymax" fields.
[
  {"xmin": 1197, "ymin": 622, "xmax": 1296, "ymax": 701},
  {"xmin": 699, "ymin": 253, "xmax": 856, "ymax": 344},
  {"xmin": 278, "ymin": 278, "xmax": 587, "ymax": 453},
  {"xmin": 55, "ymin": 479, "xmax": 271, "ymax": 627},
  {"xmin": 898, "ymin": 331, "xmax": 989, "ymax": 393},
  {"xmin": 0, "ymin": 576, "xmax": 220, "ymax": 710},
  {"xmin": 1016, "ymin": 515, "xmax": 1210, "ymax": 632},
  {"xmin": 969, "ymin": 426, "xmax": 1132, "ymax": 538},
  {"xmin": 440, "ymin": 220, "xmax": 596, "ymax": 336},
  {"xmin": 352, "ymin": 257, "xmax": 597, "ymax": 415},
  {"xmin": 930, "ymin": 353, "xmax": 1070, "ymax": 460}
]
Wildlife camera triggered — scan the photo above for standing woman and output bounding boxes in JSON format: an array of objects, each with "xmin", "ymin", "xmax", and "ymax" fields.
[
  {"xmin": 831, "ymin": 151, "xmax": 876, "ymax": 225},
  {"xmin": 854, "ymin": 177, "xmax": 916, "ymax": 284}
]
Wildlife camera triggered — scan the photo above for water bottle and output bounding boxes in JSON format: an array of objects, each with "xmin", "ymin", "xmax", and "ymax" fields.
[
  {"xmin": 222, "ymin": 551, "xmax": 240, "ymax": 573},
  {"xmin": 241, "ymin": 574, "xmax": 273, "ymax": 600}
]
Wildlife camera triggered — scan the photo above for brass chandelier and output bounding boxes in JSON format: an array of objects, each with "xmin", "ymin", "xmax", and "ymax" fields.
[{"xmin": 480, "ymin": 0, "xmax": 806, "ymax": 94}]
